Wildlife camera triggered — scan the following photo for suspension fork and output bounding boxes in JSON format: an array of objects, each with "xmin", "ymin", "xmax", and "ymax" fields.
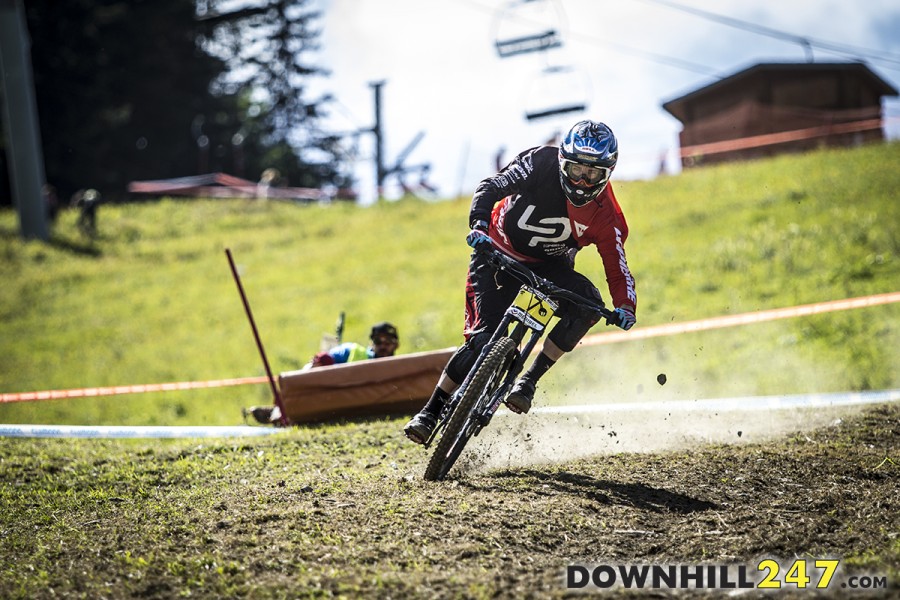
[
  {"xmin": 481, "ymin": 324, "xmax": 545, "ymax": 419},
  {"xmin": 423, "ymin": 313, "xmax": 518, "ymax": 447},
  {"xmin": 451, "ymin": 313, "xmax": 517, "ymax": 406},
  {"xmin": 425, "ymin": 308, "xmax": 546, "ymax": 446}
]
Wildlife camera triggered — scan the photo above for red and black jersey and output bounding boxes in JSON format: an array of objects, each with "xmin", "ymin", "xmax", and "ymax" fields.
[{"xmin": 469, "ymin": 144, "xmax": 637, "ymax": 312}]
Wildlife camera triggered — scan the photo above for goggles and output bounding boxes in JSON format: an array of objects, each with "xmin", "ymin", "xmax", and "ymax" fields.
[{"xmin": 561, "ymin": 159, "xmax": 611, "ymax": 186}]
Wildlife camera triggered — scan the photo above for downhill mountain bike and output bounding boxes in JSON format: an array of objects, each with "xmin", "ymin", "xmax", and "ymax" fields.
[{"xmin": 422, "ymin": 246, "xmax": 614, "ymax": 481}]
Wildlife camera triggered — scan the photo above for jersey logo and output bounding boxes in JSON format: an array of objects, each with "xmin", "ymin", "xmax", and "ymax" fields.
[
  {"xmin": 573, "ymin": 220, "xmax": 588, "ymax": 237},
  {"xmin": 517, "ymin": 205, "xmax": 571, "ymax": 254},
  {"xmin": 615, "ymin": 226, "xmax": 636, "ymax": 304}
]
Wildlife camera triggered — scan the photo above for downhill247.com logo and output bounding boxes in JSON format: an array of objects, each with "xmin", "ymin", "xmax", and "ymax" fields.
[{"xmin": 566, "ymin": 560, "xmax": 890, "ymax": 591}]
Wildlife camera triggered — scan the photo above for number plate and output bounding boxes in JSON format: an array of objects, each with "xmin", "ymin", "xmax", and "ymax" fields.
[{"xmin": 508, "ymin": 286, "xmax": 558, "ymax": 331}]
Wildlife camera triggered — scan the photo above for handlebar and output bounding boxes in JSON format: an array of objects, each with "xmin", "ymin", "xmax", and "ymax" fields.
[{"xmin": 477, "ymin": 246, "xmax": 614, "ymax": 321}]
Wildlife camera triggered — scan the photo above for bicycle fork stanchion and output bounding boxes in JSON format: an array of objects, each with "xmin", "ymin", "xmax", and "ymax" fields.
[
  {"xmin": 423, "ymin": 337, "xmax": 501, "ymax": 448},
  {"xmin": 225, "ymin": 248, "xmax": 289, "ymax": 427}
]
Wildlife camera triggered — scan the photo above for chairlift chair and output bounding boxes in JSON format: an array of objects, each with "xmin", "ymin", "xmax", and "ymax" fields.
[
  {"xmin": 493, "ymin": 0, "xmax": 566, "ymax": 58},
  {"xmin": 523, "ymin": 64, "xmax": 590, "ymax": 121}
]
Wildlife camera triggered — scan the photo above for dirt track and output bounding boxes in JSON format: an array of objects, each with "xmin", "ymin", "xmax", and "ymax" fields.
[
  {"xmin": 0, "ymin": 402, "xmax": 897, "ymax": 599},
  {"xmin": 348, "ymin": 404, "xmax": 900, "ymax": 597},
  {"xmin": 253, "ymin": 402, "xmax": 900, "ymax": 598}
]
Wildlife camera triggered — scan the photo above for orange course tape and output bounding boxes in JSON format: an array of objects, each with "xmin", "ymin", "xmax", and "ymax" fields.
[
  {"xmin": 580, "ymin": 291, "xmax": 900, "ymax": 347},
  {"xmin": 1, "ymin": 376, "xmax": 269, "ymax": 404},
  {"xmin": 2, "ymin": 291, "xmax": 898, "ymax": 404},
  {"xmin": 678, "ymin": 118, "xmax": 886, "ymax": 158}
]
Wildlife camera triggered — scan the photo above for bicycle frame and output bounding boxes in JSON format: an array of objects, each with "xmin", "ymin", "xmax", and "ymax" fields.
[
  {"xmin": 473, "ymin": 285, "xmax": 558, "ymax": 423},
  {"xmin": 423, "ymin": 286, "xmax": 556, "ymax": 448},
  {"xmin": 424, "ymin": 246, "xmax": 609, "ymax": 448}
]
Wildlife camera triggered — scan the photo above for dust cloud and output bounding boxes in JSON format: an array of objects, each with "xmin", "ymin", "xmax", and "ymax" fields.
[
  {"xmin": 456, "ymin": 401, "xmax": 870, "ymax": 476},
  {"xmin": 451, "ymin": 317, "xmax": 891, "ymax": 475}
]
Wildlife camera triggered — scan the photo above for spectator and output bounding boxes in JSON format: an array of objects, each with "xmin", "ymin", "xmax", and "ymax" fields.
[
  {"xmin": 244, "ymin": 322, "xmax": 400, "ymax": 425},
  {"xmin": 72, "ymin": 188, "xmax": 101, "ymax": 235},
  {"xmin": 308, "ymin": 322, "xmax": 399, "ymax": 367}
]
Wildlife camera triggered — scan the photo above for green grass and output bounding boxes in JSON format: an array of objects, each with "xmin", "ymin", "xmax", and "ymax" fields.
[
  {"xmin": 1, "ymin": 142, "xmax": 899, "ymax": 426},
  {"xmin": 0, "ymin": 144, "xmax": 898, "ymax": 599}
]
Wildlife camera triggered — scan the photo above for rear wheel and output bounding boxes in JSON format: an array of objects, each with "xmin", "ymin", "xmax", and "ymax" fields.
[{"xmin": 424, "ymin": 337, "xmax": 516, "ymax": 481}]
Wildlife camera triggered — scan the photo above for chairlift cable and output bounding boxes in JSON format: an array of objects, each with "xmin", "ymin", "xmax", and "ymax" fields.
[
  {"xmin": 635, "ymin": 0, "xmax": 900, "ymax": 68},
  {"xmin": 458, "ymin": 0, "xmax": 897, "ymax": 77},
  {"xmin": 455, "ymin": 0, "xmax": 722, "ymax": 76}
]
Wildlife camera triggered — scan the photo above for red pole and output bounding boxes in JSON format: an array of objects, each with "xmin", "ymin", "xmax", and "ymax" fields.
[{"xmin": 225, "ymin": 248, "xmax": 288, "ymax": 426}]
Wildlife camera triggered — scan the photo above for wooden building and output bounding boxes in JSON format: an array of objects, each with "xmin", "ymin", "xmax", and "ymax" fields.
[{"xmin": 662, "ymin": 62, "xmax": 898, "ymax": 167}]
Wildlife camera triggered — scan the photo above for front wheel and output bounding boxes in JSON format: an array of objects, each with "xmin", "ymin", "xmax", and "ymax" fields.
[{"xmin": 424, "ymin": 337, "xmax": 516, "ymax": 481}]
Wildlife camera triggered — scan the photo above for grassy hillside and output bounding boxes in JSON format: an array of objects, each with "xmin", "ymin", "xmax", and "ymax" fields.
[{"xmin": 1, "ymin": 142, "xmax": 898, "ymax": 426}]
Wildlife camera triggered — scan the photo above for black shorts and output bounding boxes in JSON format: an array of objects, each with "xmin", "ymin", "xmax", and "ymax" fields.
[{"xmin": 446, "ymin": 250, "xmax": 604, "ymax": 382}]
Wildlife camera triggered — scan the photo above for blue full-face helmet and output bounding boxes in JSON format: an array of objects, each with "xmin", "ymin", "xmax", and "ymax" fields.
[{"xmin": 558, "ymin": 120, "xmax": 618, "ymax": 207}]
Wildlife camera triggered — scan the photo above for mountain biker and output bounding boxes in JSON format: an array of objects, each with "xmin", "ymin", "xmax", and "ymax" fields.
[
  {"xmin": 244, "ymin": 322, "xmax": 399, "ymax": 424},
  {"xmin": 404, "ymin": 120, "xmax": 637, "ymax": 444}
]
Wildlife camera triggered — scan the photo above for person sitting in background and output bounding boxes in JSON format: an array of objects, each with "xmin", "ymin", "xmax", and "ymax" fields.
[
  {"xmin": 308, "ymin": 322, "xmax": 399, "ymax": 367},
  {"xmin": 244, "ymin": 322, "xmax": 400, "ymax": 425}
]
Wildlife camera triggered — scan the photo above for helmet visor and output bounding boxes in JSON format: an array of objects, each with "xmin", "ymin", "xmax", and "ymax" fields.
[{"xmin": 561, "ymin": 159, "xmax": 611, "ymax": 186}]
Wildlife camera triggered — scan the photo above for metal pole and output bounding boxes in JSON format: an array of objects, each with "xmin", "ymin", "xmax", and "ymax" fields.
[
  {"xmin": 369, "ymin": 80, "xmax": 385, "ymax": 198},
  {"xmin": 0, "ymin": 0, "xmax": 48, "ymax": 241},
  {"xmin": 225, "ymin": 248, "xmax": 288, "ymax": 426}
]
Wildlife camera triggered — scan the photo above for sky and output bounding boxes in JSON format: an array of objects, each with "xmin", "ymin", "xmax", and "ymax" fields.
[{"xmin": 304, "ymin": 0, "xmax": 900, "ymax": 203}]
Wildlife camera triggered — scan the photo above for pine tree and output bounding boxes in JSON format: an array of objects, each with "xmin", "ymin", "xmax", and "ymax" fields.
[
  {"xmin": 15, "ymin": 0, "xmax": 347, "ymax": 203},
  {"xmin": 197, "ymin": 0, "xmax": 348, "ymax": 189}
]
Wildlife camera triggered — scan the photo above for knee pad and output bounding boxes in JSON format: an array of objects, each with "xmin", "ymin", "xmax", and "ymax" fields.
[
  {"xmin": 446, "ymin": 330, "xmax": 492, "ymax": 383},
  {"xmin": 548, "ymin": 308, "xmax": 600, "ymax": 352}
]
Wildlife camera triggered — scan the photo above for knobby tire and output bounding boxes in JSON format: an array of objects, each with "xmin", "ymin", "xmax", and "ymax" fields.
[{"xmin": 424, "ymin": 337, "xmax": 516, "ymax": 481}]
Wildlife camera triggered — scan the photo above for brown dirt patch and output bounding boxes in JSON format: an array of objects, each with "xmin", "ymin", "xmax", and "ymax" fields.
[{"xmin": 0, "ymin": 403, "xmax": 897, "ymax": 599}]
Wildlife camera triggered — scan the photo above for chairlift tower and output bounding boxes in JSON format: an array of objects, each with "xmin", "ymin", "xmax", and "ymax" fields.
[
  {"xmin": 370, "ymin": 81, "xmax": 387, "ymax": 193},
  {"xmin": 367, "ymin": 81, "xmax": 431, "ymax": 199}
]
